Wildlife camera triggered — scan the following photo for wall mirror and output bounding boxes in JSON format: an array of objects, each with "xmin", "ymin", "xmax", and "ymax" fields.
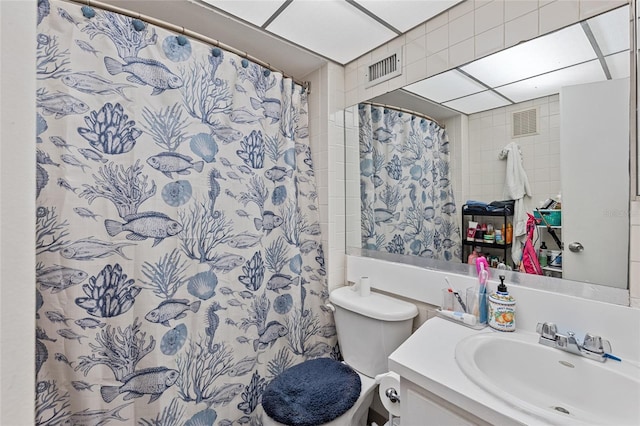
[{"xmin": 345, "ymin": 4, "xmax": 631, "ymax": 300}]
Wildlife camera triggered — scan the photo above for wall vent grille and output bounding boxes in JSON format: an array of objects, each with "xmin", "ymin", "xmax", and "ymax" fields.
[
  {"xmin": 512, "ymin": 108, "xmax": 538, "ymax": 138},
  {"xmin": 365, "ymin": 49, "xmax": 402, "ymax": 88}
]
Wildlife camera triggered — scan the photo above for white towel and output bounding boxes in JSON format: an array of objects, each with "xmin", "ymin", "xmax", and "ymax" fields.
[{"xmin": 498, "ymin": 142, "xmax": 532, "ymax": 264}]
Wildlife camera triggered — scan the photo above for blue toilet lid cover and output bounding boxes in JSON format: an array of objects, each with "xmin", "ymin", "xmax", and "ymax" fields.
[{"xmin": 262, "ymin": 358, "xmax": 362, "ymax": 426}]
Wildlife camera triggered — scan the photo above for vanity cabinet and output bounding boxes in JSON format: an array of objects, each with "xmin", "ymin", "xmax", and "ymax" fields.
[
  {"xmin": 400, "ymin": 378, "xmax": 491, "ymax": 426},
  {"xmin": 460, "ymin": 205, "xmax": 512, "ymax": 267}
]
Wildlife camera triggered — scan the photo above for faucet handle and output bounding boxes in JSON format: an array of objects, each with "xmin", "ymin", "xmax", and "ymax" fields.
[
  {"xmin": 583, "ymin": 333, "xmax": 612, "ymax": 354},
  {"xmin": 536, "ymin": 322, "xmax": 557, "ymax": 340}
]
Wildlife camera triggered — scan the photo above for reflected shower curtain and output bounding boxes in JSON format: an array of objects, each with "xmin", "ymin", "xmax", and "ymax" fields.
[
  {"xmin": 35, "ymin": 1, "xmax": 335, "ymax": 424},
  {"xmin": 359, "ymin": 104, "xmax": 461, "ymax": 260}
]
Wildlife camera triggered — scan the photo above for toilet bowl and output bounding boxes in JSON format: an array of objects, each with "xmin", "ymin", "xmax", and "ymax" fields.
[{"xmin": 262, "ymin": 286, "xmax": 418, "ymax": 426}]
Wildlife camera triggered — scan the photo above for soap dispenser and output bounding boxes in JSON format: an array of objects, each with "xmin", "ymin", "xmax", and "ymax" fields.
[{"xmin": 488, "ymin": 275, "xmax": 516, "ymax": 332}]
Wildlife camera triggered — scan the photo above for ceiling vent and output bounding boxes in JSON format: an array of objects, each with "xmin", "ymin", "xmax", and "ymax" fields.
[
  {"xmin": 511, "ymin": 107, "xmax": 538, "ymax": 138},
  {"xmin": 365, "ymin": 49, "xmax": 402, "ymax": 88}
]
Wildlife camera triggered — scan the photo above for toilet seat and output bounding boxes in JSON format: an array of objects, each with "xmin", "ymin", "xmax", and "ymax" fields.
[{"xmin": 262, "ymin": 363, "xmax": 377, "ymax": 426}]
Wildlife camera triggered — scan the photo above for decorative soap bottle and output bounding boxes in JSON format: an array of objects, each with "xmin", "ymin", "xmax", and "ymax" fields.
[{"xmin": 488, "ymin": 275, "xmax": 516, "ymax": 332}]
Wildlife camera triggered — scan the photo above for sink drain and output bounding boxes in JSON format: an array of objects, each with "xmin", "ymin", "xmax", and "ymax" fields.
[
  {"xmin": 553, "ymin": 406, "xmax": 570, "ymax": 415},
  {"xmin": 559, "ymin": 360, "xmax": 575, "ymax": 368}
]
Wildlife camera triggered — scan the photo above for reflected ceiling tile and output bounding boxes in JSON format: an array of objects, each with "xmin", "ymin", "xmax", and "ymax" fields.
[
  {"xmin": 442, "ymin": 91, "xmax": 510, "ymax": 114},
  {"xmin": 354, "ymin": 0, "xmax": 462, "ymax": 33},
  {"xmin": 201, "ymin": 0, "xmax": 287, "ymax": 26},
  {"xmin": 461, "ymin": 24, "xmax": 596, "ymax": 87},
  {"xmin": 605, "ymin": 51, "xmax": 630, "ymax": 79},
  {"xmin": 587, "ymin": 5, "xmax": 629, "ymax": 56},
  {"xmin": 495, "ymin": 60, "xmax": 606, "ymax": 103},
  {"xmin": 266, "ymin": 0, "xmax": 396, "ymax": 64},
  {"xmin": 403, "ymin": 70, "xmax": 486, "ymax": 103}
]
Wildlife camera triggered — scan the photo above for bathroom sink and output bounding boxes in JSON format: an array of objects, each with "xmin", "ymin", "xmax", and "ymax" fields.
[{"xmin": 455, "ymin": 332, "xmax": 640, "ymax": 425}]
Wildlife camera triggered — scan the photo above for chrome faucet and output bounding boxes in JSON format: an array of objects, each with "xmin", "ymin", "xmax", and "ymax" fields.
[{"xmin": 536, "ymin": 322, "xmax": 612, "ymax": 362}]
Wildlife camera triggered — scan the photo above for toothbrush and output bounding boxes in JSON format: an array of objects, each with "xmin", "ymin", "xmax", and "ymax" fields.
[
  {"xmin": 476, "ymin": 257, "xmax": 489, "ymax": 323},
  {"xmin": 445, "ymin": 276, "xmax": 467, "ymax": 313}
]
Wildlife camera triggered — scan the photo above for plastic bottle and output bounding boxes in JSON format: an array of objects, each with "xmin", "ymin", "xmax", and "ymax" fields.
[
  {"xmin": 467, "ymin": 248, "xmax": 478, "ymax": 265},
  {"xmin": 505, "ymin": 223, "xmax": 513, "ymax": 244},
  {"xmin": 485, "ymin": 223, "xmax": 494, "ymax": 244},
  {"xmin": 538, "ymin": 242, "xmax": 548, "ymax": 267},
  {"xmin": 497, "ymin": 223, "xmax": 505, "ymax": 245},
  {"xmin": 488, "ymin": 275, "xmax": 516, "ymax": 332}
]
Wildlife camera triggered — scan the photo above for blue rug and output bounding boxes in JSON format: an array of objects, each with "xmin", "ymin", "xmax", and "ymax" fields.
[{"xmin": 262, "ymin": 358, "xmax": 362, "ymax": 426}]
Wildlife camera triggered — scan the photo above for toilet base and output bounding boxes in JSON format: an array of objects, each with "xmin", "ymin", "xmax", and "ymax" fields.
[{"xmin": 263, "ymin": 372, "xmax": 377, "ymax": 426}]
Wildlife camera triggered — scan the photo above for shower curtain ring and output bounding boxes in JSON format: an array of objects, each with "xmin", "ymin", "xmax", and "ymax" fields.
[
  {"xmin": 81, "ymin": 5, "xmax": 95, "ymax": 18},
  {"xmin": 132, "ymin": 19, "xmax": 145, "ymax": 31}
]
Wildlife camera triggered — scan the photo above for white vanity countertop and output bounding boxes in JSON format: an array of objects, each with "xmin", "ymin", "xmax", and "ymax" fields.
[{"xmin": 388, "ymin": 317, "xmax": 562, "ymax": 425}]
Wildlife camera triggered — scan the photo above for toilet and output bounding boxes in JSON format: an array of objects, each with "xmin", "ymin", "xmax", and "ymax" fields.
[{"xmin": 262, "ymin": 286, "xmax": 418, "ymax": 426}]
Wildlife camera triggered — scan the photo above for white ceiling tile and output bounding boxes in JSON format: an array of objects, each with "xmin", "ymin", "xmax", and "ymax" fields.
[
  {"xmin": 461, "ymin": 24, "xmax": 596, "ymax": 87},
  {"xmin": 266, "ymin": 0, "xmax": 396, "ymax": 64},
  {"xmin": 587, "ymin": 5, "xmax": 629, "ymax": 56},
  {"xmin": 201, "ymin": 0, "xmax": 287, "ymax": 27},
  {"xmin": 354, "ymin": 0, "xmax": 462, "ymax": 33},
  {"xmin": 605, "ymin": 51, "xmax": 630, "ymax": 80},
  {"xmin": 442, "ymin": 90, "xmax": 510, "ymax": 114},
  {"xmin": 404, "ymin": 70, "xmax": 485, "ymax": 103},
  {"xmin": 495, "ymin": 60, "xmax": 606, "ymax": 103}
]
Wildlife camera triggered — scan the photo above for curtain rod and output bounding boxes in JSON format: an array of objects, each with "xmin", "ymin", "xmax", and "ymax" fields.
[
  {"xmin": 361, "ymin": 101, "xmax": 445, "ymax": 129},
  {"xmin": 65, "ymin": 0, "xmax": 311, "ymax": 92}
]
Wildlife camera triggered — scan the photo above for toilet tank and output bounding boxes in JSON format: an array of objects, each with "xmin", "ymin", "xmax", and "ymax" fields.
[{"xmin": 329, "ymin": 286, "xmax": 418, "ymax": 378}]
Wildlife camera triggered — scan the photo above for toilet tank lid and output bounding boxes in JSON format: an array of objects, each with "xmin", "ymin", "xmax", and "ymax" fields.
[{"xmin": 329, "ymin": 286, "xmax": 418, "ymax": 321}]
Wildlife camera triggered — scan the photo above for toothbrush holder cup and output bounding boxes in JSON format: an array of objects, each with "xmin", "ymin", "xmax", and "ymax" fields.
[{"xmin": 465, "ymin": 287, "xmax": 488, "ymax": 325}]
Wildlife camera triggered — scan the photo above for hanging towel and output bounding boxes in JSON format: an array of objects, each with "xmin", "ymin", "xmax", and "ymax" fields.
[{"xmin": 498, "ymin": 142, "xmax": 532, "ymax": 265}]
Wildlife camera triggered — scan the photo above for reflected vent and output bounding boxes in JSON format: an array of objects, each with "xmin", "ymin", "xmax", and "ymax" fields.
[
  {"xmin": 366, "ymin": 49, "xmax": 402, "ymax": 88},
  {"xmin": 512, "ymin": 108, "xmax": 538, "ymax": 138}
]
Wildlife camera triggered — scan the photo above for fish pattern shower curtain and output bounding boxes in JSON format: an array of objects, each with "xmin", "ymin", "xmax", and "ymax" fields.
[
  {"xmin": 359, "ymin": 104, "xmax": 461, "ymax": 260},
  {"xmin": 35, "ymin": 1, "xmax": 336, "ymax": 424}
]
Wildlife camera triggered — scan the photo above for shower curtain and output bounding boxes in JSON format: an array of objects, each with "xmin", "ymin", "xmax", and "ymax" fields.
[
  {"xmin": 358, "ymin": 103, "xmax": 461, "ymax": 261},
  {"xmin": 35, "ymin": 1, "xmax": 336, "ymax": 424}
]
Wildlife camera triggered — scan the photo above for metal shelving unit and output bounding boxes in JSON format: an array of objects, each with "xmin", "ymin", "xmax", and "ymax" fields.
[{"xmin": 461, "ymin": 204, "xmax": 513, "ymax": 266}]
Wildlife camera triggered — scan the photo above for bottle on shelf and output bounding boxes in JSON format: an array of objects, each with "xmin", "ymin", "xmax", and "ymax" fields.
[
  {"xmin": 538, "ymin": 241, "xmax": 548, "ymax": 267},
  {"xmin": 505, "ymin": 222, "xmax": 513, "ymax": 244},
  {"xmin": 496, "ymin": 223, "xmax": 505, "ymax": 245},
  {"xmin": 484, "ymin": 223, "xmax": 495, "ymax": 244},
  {"xmin": 474, "ymin": 223, "xmax": 484, "ymax": 242},
  {"xmin": 467, "ymin": 247, "xmax": 479, "ymax": 265}
]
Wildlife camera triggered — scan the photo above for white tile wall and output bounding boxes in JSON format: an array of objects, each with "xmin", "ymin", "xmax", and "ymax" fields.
[
  {"xmin": 474, "ymin": 0, "xmax": 504, "ymax": 35},
  {"xmin": 504, "ymin": 0, "xmax": 538, "ymax": 22},
  {"xmin": 427, "ymin": 24, "xmax": 450, "ymax": 55},
  {"xmin": 306, "ymin": 62, "xmax": 346, "ymax": 293},
  {"xmin": 475, "ymin": 24, "xmax": 504, "ymax": 58},
  {"xmin": 539, "ymin": 0, "xmax": 580, "ymax": 35},
  {"xmin": 505, "ymin": 9, "xmax": 538, "ymax": 48},
  {"xmin": 449, "ymin": 10, "xmax": 474, "ymax": 46},
  {"xmin": 449, "ymin": 38, "xmax": 475, "ymax": 68},
  {"xmin": 463, "ymin": 95, "xmax": 561, "ymax": 207}
]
